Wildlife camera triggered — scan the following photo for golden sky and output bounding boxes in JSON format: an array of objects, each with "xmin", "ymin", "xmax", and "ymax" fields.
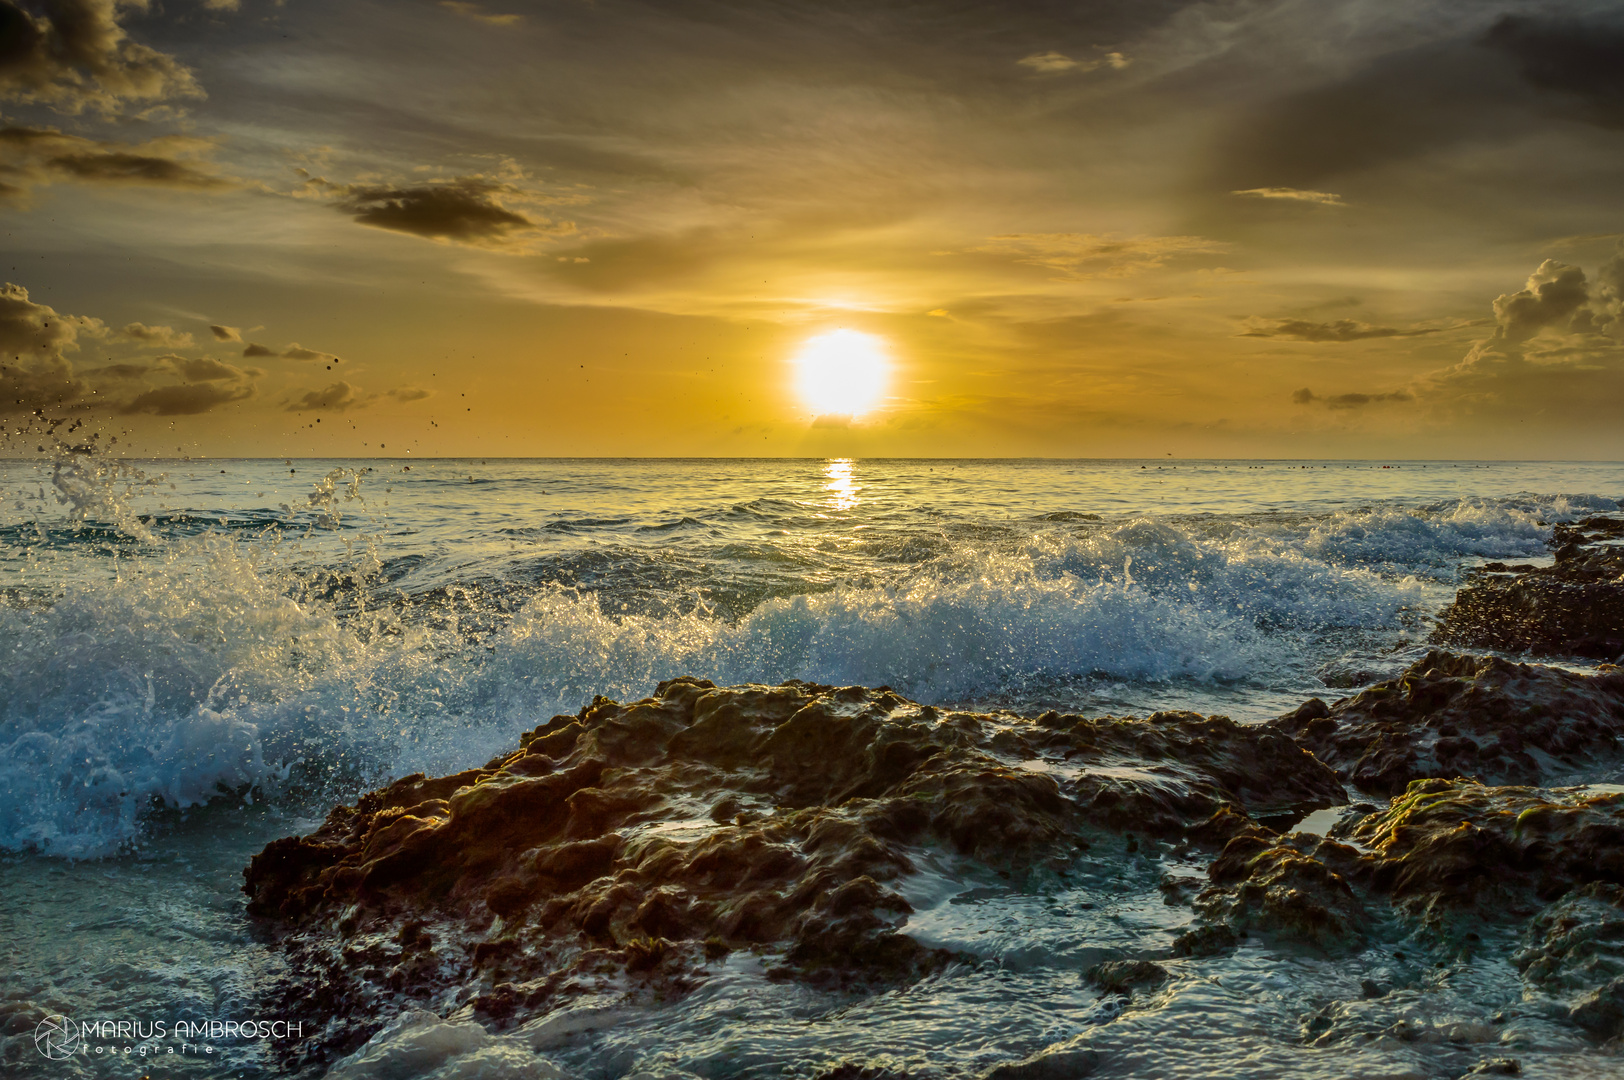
[{"xmin": 2, "ymin": 0, "xmax": 1622, "ymax": 458}]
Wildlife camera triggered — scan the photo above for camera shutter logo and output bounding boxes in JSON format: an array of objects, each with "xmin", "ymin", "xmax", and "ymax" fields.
[{"xmin": 35, "ymin": 1014, "xmax": 80, "ymax": 1060}]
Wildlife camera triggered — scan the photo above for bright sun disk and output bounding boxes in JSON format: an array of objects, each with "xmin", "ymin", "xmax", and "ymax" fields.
[{"xmin": 792, "ymin": 329, "xmax": 889, "ymax": 417}]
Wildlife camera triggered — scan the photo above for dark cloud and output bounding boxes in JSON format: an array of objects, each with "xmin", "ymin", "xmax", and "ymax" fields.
[
  {"xmin": 1483, "ymin": 15, "xmax": 1624, "ymax": 127},
  {"xmin": 120, "ymin": 381, "xmax": 255, "ymax": 416},
  {"xmin": 286, "ymin": 381, "xmax": 364, "ymax": 412},
  {"xmin": 1292, "ymin": 388, "xmax": 1414, "ymax": 408},
  {"xmin": 0, "ymin": 126, "xmax": 229, "ymax": 197},
  {"xmin": 209, "ymin": 324, "xmax": 241, "ymax": 342},
  {"xmin": 1210, "ymin": 39, "xmax": 1522, "ymax": 191},
  {"xmin": 0, "ymin": 0, "xmax": 201, "ymax": 116},
  {"xmin": 48, "ymin": 150, "xmax": 226, "ymax": 187},
  {"xmin": 242, "ymin": 343, "xmax": 275, "ymax": 357},
  {"xmin": 1241, "ymin": 318, "xmax": 1443, "ymax": 342},
  {"xmin": 328, "ymin": 177, "xmax": 543, "ymax": 245}
]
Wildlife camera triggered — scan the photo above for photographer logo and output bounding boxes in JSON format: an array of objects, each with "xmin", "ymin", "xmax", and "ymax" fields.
[{"xmin": 35, "ymin": 1015, "xmax": 80, "ymax": 1060}]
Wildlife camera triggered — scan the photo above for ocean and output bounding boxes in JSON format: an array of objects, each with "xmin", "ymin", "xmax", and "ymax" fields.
[{"xmin": 1, "ymin": 456, "xmax": 1620, "ymax": 1078}]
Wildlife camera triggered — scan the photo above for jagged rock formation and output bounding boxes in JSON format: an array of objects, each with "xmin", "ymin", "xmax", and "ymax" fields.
[
  {"xmin": 1435, "ymin": 516, "xmax": 1624, "ymax": 661},
  {"xmin": 1271, "ymin": 650, "xmax": 1624, "ymax": 795},
  {"xmin": 1183, "ymin": 778, "xmax": 1624, "ymax": 960},
  {"xmin": 243, "ymin": 677, "xmax": 1343, "ymax": 1066}
]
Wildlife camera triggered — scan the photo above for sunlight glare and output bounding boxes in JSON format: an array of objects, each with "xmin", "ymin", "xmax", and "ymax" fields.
[{"xmin": 792, "ymin": 330, "xmax": 889, "ymax": 418}]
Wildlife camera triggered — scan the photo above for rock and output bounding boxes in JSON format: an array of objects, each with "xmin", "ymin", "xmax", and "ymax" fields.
[
  {"xmin": 244, "ymin": 678, "xmax": 1336, "ymax": 1068},
  {"xmin": 1083, "ymin": 959, "xmax": 1168, "ymax": 993},
  {"xmin": 1192, "ymin": 828, "xmax": 1368, "ymax": 951},
  {"xmin": 1435, "ymin": 516, "xmax": 1624, "ymax": 660},
  {"xmin": 981, "ymin": 1045, "xmax": 1100, "ymax": 1080},
  {"xmin": 1345, "ymin": 779, "xmax": 1624, "ymax": 919},
  {"xmin": 1181, "ymin": 779, "xmax": 1624, "ymax": 951},
  {"xmin": 1457, "ymin": 1059, "xmax": 1521, "ymax": 1077},
  {"xmin": 1513, "ymin": 882, "xmax": 1624, "ymax": 992},
  {"xmin": 1569, "ymin": 976, "xmax": 1624, "ymax": 1040},
  {"xmin": 1270, "ymin": 650, "xmax": 1624, "ymax": 795}
]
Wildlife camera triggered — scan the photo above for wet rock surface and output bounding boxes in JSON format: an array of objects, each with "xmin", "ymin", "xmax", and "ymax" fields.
[
  {"xmin": 1270, "ymin": 650, "xmax": 1624, "ymax": 795},
  {"xmin": 243, "ymin": 677, "xmax": 1342, "ymax": 1068},
  {"xmin": 1184, "ymin": 778, "xmax": 1624, "ymax": 961},
  {"xmin": 1435, "ymin": 516, "xmax": 1624, "ymax": 661}
]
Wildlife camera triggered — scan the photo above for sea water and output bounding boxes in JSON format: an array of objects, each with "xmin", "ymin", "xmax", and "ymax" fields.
[{"xmin": 0, "ymin": 457, "xmax": 1619, "ymax": 1078}]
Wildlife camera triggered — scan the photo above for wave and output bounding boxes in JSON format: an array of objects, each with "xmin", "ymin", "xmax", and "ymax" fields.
[{"xmin": 0, "ymin": 467, "xmax": 1607, "ymax": 858}]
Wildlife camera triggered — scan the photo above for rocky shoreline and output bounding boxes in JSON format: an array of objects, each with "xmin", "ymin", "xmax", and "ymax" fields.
[{"xmin": 243, "ymin": 518, "xmax": 1624, "ymax": 1077}]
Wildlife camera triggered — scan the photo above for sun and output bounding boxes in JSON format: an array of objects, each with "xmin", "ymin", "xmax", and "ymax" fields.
[{"xmin": 791, "ymin": 329, "xmax": 890, "ymax": 418}]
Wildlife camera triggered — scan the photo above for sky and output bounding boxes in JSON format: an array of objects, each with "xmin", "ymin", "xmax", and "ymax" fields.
[{"xmin": 1, "ymin": 0, "xmax": 1622, "ymax": 459}]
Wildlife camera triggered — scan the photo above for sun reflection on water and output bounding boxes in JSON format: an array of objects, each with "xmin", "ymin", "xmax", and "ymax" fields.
[{"xmin": 824, "ymin": 458, "xmax": 858, "ymax": 510}]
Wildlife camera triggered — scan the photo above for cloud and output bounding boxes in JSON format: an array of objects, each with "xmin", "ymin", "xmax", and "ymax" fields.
[
  {"xmin": 118, "ymin": 322, "xmax": 193, "ymax": 349},
  {"xmin": 1408, "ymin": 252, "xmax": 1624, "ymax": 423},
  {"xmin": 280, "ymin": 343, "xmax": 338, "ymax": 363},
  {"xmin": 1018, "ymin": 51, "xmax": 1079, "ymax": 73},
  {"xmin": 974, "ymin": 233, "xmax": 1226, "ymax": 279},
  {"xmin": 0, "ymin": 127, "xmax": 229, "ymax": 198},
  {"xmin": 1291, "ymin": 388, "xmax": 1414, "ymax": 408},
  {"xmin": 0, "ymin": 0, "xmax": 202, "ymax": 116},
  {"xmin": 1483, "ymin": 15, "xmax": 1624, "ymax": 128},
  {"xmin": 1231, "ymin": 187, "xmax": 1344, "ymax": 206},
  {"xmin": 209, "ymin": 324, "xmax": 241, "ymax": 342},
  {"xmin": 1017, "ymin": 50, "xmax": 1129, "ymax": 74},
  {"xmin": 1241, "ymin": 318, "xmax": 1442, "ymax": 342},
  {"xmin": 0, "ymin": 281, "xmax": 265, "ymax": 417},
  {"xmin": 242, "ymin": 343, "xmax": 275, "ymax": 358},
  {"xmin": 1490, "ymin": 259, "xmax": 1589, "ymax": 342},
  {"xmin": 286, "ymin": 381, "xmax": 364, "ymax": 412},
  {"xmin": 318, "ymin": 175, "xmax": 558, "ymax": 246},
  {"xmin": 157, "ymin": 356, "xmax": 254, "ymax": 382},
  {"xmin": 439, "ymin": 1, "xmax": 522, "ymax": 26},
  {"xmin": 120, "ymin": 381, "xmax": 255, "ymax": 416},
  {"xmin": 388, "ymin": 386, "xmax": 433, "ymax": 402}
]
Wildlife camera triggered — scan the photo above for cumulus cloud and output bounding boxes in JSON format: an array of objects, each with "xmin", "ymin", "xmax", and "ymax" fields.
[
  {"xmin": 1409, "ymin": 252, "xmax": 1624, "ymax": 423},
  {"xmin": 974, "ymin": 233, "xmax": 1226, "ymax": 279},
  {"xmin": 117, "ymin": 322, "xmax": 193, "ymax": 348},
  {"xmin": 1490, "ymin": 259, "xmax": 1590, "ymax": 342},
  {"xmin": 0, "ymin": 0, "xmax": 202, "ymax": 116},
  {"xmin": 1241, "ymin": 318, "xmax": 1442, "ymax": 342},
  {"xmin": 0, "ymin": 282, "xmax": 266, "ymax": 417},
  {"xmin": 0, "ymin": 281, "xmax": 99, "ymax": 412},
  {"xmin": 1291, "ymin": 388, "xmax": 1414, "ymax": 408},
  {"xmin": 209, "ymin": 324, "xmax": 241, "ymax": 342},
  {"xmin": 439, "ymin": 1, "xmax": 522, "ymax": 26},
  {"xmin": 0, "ymin": 126, "xmax": 229, "ymax": 199},
  {"xmin": 242, "ymin": 343, "xmax": 275, "ymax": 357},
  {"xmin": 1231, "ymin": 187, "xmax": 1344, "ymax": 205}
]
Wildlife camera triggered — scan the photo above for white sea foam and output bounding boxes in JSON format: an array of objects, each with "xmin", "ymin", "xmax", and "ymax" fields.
[{"xmin": 0, "ymin": 458, "xmax": 1615, "ymax": 857}]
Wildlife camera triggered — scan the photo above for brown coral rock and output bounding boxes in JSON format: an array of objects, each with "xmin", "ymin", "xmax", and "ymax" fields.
[
  {"xmin": 1270, "ymin": 651, "xmax": 1624, "ymax": 795},
  {"xmin": 1435, "ymin": 516, "xmax": 1624, "ymax": 661},
  {"xmin": 243, "ymin": 677, "xmax": 1343, "ymax": 1064}
]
